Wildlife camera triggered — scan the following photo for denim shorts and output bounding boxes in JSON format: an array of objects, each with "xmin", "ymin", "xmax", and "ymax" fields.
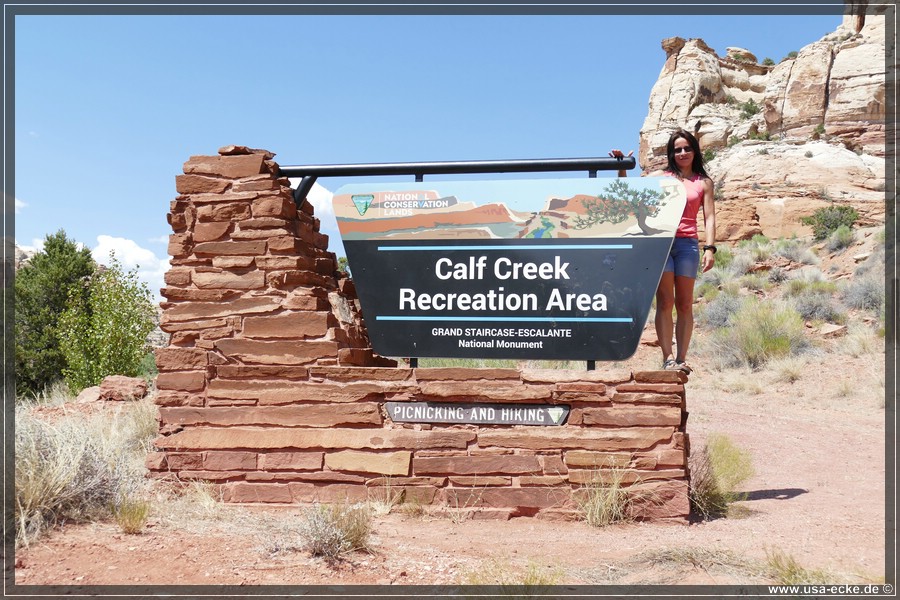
[{"xmin": 663, "ymin": 237, "xmax": 700, "ymax": 278}]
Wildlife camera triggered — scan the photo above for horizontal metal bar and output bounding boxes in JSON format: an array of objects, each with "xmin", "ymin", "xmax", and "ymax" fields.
[{"xmin": 278, "ymin": 156, "xmax": 635, "ymax": 179}]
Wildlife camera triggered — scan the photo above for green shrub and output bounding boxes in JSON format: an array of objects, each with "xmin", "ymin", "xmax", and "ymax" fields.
[
  {"xmin": 58, "ymin": 254, "xmax": 156, "ymax": 393},
  {"xmin": 804, "ymin": 150, "xmax": 814, "ymax": 158},
  {"xmin": 800, "ymin": 205, "xmax": 859, "ymax": 240},
  {"xmin": 772, "ymin": 239, "xmax": 819, "ymax": 264},
  {"xmin": 783, "ymin": 51, "xmax": 798, "ymax": 61},
  {"xmin": 739, "ymin": 99, "xmax": 761, "ymax": 119},
  {"xmin": 708, "ymin": 298, "xmax": 809, "ymax": 368},
  {"xmin": 825, "ymin": 224, "xmax": 855, "ymax": 252},
  {"xmin": 739, "ymin": 274, "xmax": 769, "ymax": 291},
  {"xmin": 298, "ymin": 503, "xmax": 373, "ymax": 560},
  {"xmin": 728, "ymin": 135, "xmax": 741, "ymax": 147},
  {"xmin": 14, "ymin": 230, "xmax": 96, "ymax": 398},
  {"xmin": 785, "ymin": 278, "xmax": 837, "ymax": 297},
  {"xmin": 689, "ymin": 434, "xmax": 754, "ymax": 519},
  {"xmin": 703, "ymin": 148, "xmax": 717, "ymax": 163},
  {"xmin": 711, "ymin": 245, "xmax": 734, "ymax": 272},
  {"xmin": 762, "ymin": 57, "xmax": 775, "ymax": 66}
]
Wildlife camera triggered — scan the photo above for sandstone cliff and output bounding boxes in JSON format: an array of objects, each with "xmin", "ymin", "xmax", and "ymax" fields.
[{"xmin": 638, "ymin": 9, "xmax": 887, "ymax": 241}]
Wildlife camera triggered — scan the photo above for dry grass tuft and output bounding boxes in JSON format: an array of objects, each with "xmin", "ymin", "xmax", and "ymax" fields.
[
  {"xmin": 458, "ymin": 557, "xmax": 564, "ymax": 588},
  {"xmin": 689, "ymin": 434, "xmax": 754, "ymax": 520},
  {"xmin": 298, "ymin": 502, "xmax": 374, "ymax": 561},
  {"xmin": 765, "ymin": 548, "xmax": 835, "ymax": 585}
]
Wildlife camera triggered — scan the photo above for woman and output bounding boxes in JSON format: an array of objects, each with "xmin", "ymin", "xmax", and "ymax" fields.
[{"xmin": 648, "ymin": 130, "xmax": 717, "ymax": 373}]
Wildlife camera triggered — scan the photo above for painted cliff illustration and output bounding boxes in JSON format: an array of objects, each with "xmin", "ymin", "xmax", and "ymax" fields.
[{"xmin": 333, "ymin": 177, "xmax": 686, "ymax": 241}]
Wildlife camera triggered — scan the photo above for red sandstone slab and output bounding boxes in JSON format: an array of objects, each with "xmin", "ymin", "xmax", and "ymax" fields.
[
  {"xmin": 418, "ymin": 381, "xmax": 553, "ymax": 402},
  {"xmin": 413, "ymin": 455, "xmax": 542, "ymax": 476},
  {"xmin": 325, "ymin": 450, "xmax": 412, "ymax": 476},
  {"xmin": 223, "ymin": 482, "xmax": 293, "ymax": 503},
  {"xmin": 308, "ymin": 366, "xmax": 414, "ymax": 382},
  {"xmin": 211, "ymin": 256, "xmax": 255, "ymax": 269},
  {"xmin": 580, "ymin": 406, "xmax": 682, "ymax": 427},
  {"xmin": 633, "ymin": 370, "xmax": 688, "ymax": 384},
  {"xmin": 615, "ymin": 382, "xmax": 685, "ymax": 394},
  {"xmin": 251, "ymin": 196, "xmax": 296, "ymax": 219},
  {"xmin": 414, "ymin": 368, "xmax": 521, "ymax": 381},
  {"xmin": 567, "ymin": 468, "xmax": 686, "ymax": 485},
  {"xmin": 197, "ymin": 202, "xmax": 252, "ymax": 222},
  {"xmin": 193, "ymin": 241, "xmax": 267, "ymax": 257},
  {"xmin": 161, "ymin": 288, "xmax": 245, "ymax": 303},
  {"xmin": 443, "ymin": 487, "xmax": 571, "ymax": 510},
  {"xmin": 610, "ymin": 392, "xmax": 683, "ymax": 405},
  {"xmin": 155, "ymin": 347, "xmax": 208, "ymax": 370},
  {"xmin": 159, "ymin": 404, "xmax": 382, "ymax": 427},
  {"xmin": 520, "ymin": 368, "xmax": 632, "ymax": 384},
  {"xmin": 175, "ymin": 174, "xmax": 230, "ymax": 194},
  {"xmin": 156, "ymin": 371, "xmax": 206, "ymax": 392},
  {"xmin": 193, "ymin": 222, "xmax": 232, "ymax": 243},
  {"xmin": 207, "ymin": 380, "xmax": 406, "ymax": 404},
  {"xmin": 448, "ymin": 476, "xmax": 510, "ymax": 486},
  {"xmin": 477, "ymin": 427, "xmax": 675, "ymax": 452},
  {"xmin": 627, "ymin": 480, "xmax": 690, "ymax": 522},
  {"xmin": 155, "ymin": 427, "xmax": 476, "ymax": 451},
  {"xmin": 555, "ymin": 382, "xmax": 608, "ymax": 393},
  {"xmin": 258, "ymin": 451, "xmax": 323, "ymax": 471},
  {"xmin": 203, "ymin": 451, "xmax": 257, "ymax": 471},
  {"xmin": 184, "ymin": 154, "xmax": 267, "ymax": 178},
  {"xmin": 188, "ymin": 192, "xmax": 261, "ymax": 204},
  {"xmin": 214, "ymin": 365, "xmax": 310, "ymax": 379},
  {"xmin": 193, "ymin": 270, "xmax": 265, "ymax": 290},
  {"xmin": 214, "ymin": 339, "xmax": 339, "ymax": 365},
  {"xmin": 165, "ymin": 298, "xmax": 280, "ymax": 322},
  {"xmin": 242, "ymin": 312, "xmax": 331, "ymax": 339},
  {"xmin": 287, "ymin": 482, "xmax": 369, "ymax": 503}
]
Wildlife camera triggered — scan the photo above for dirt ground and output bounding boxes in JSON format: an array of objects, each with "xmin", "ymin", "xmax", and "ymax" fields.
[{"xmin": 12, "ymin": 230, "xmax": 890, "ymax": 592}]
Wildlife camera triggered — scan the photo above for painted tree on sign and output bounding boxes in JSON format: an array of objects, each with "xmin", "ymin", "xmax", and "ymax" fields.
[{"xmin": 572, "ymin": 179, "xmax": 667, "ymax": 235}]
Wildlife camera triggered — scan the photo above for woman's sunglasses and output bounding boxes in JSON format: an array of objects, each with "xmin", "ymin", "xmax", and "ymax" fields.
[{"xmin": 673, "ymin": 147, "xmax": 694, "ymax": 154}]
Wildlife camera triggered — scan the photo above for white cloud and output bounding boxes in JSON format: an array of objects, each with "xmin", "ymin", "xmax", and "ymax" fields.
[
  {"xmin": 92, "ymin": 235, "xmax": 169, "ymax": 302},
  {"xmin": 147, "ymin": 235, "xmax": 170, "ymax": 244},
  {"xmin": 289, "ymin": 180, "xmax": 344, "ymax": 257},
  {"xmin": 14, "ymin": 198, "xmax": 27, "ymax": 213}
]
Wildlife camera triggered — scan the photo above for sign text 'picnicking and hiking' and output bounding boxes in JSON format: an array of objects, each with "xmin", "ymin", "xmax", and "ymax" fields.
[{"xmin": 333, "ymin": 177, "xmax": 687, "ymax": 361}]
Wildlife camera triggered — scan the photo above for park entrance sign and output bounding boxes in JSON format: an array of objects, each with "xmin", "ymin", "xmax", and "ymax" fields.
[{"xmin": 333, "ymin": 176, "xmax": 686, "ymax": 361}]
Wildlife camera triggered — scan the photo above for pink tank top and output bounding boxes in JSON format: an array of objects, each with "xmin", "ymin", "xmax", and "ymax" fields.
[{"xmin": 671, "ymin": 173, "xmax": 705, "ymax": 238}]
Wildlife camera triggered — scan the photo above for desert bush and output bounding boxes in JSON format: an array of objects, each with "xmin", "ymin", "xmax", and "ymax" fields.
[
  {"xmin": 298, "ymin": 503, "xmax": 373, "ymax": 560},
  {"xmin": 739, "ymin": 274, "xmax": 769, "ymax": 292},
  {"xmin": 790, "ymin": 291, "xmax": 846, "ymax": 324},
  {"xmin": 801, "ymin": 205, "xmax": 859, "ymax": 240},
  {"xmin": 772, "ymin": 239, "xmax": 819, "ymax": 264},
  {"xmin": 707, "ymin": 298, "xmax": 810, "ymax": 369},
  {"xmin": 767, "ymin": 266, "xmax": 789, "ymax": 284},
  {"xmin": 698, "ymin": 291, "xmax": 743, "ymax": 328},
  {"xmin": 841, "ymin": 276, "xmax": 884, "ymax": 312},
  {"xmin": 739, "ymin": 99, "xmax": 760, "ymax": 119},
  {"xmin": 762, "ymin": 57, "xmax": 775, "ymax": 66},
  {"xmin": 825, "ymin": 225, "xmax": 855, "ymax": 253},
  {"xmin": 728, "ymin": 252, "xmax": 755, "ymax": 277},
  {"xmin": 689, "ymin": 434, "xmax": 754, "ymax": 520},
  {"xmin": 15, "ymin": 399, "xmax": 155, "ymax": 547}
]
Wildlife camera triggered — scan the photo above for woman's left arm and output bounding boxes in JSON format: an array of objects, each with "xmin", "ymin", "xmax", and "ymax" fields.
[{"xmin": 701, "ymin": 178, "xmax": 716, "ymax": 272}]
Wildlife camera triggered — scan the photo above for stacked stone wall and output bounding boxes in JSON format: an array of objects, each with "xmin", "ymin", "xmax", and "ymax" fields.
[{"xmin": 151, "ymin": 146, "xmax": 691, "ymax": 522}]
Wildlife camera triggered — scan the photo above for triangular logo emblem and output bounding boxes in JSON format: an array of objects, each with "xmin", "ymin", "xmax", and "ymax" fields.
[
  {"xmin": 351, "ymin": 194, "xmax": 374, "ymax": 216},
  {"xmin": 547, "ymin": 407, "xmax": 565, "ymax": 424}
]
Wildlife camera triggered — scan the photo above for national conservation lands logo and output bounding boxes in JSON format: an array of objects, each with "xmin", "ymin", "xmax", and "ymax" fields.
[
  {"xmin": 333, "ymin": 177, "xmax": 687, "ymax": 361},
  {"xmin": 351, "ymin": 194, "xmax": 374, "ymax": 216}
]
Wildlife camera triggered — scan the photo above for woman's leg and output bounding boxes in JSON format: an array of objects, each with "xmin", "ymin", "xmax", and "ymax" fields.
[
  {"xmin": 655, "ymin": 271, "xmax": 676, "ymax": 363},
  {"xmin": 673, "ymin": 274, "xmax": 697, "ymax": 363}
]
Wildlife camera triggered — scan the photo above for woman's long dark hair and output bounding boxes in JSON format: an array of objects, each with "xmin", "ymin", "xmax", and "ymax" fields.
[{"xmin": 665, "ymin": 130, "xmax": 710, "ymax": 179}]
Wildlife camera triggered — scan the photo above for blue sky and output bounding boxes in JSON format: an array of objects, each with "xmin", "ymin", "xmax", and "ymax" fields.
[{"xmin": 12, "ymin": 11, "xmax": 843, "ymax": 299}]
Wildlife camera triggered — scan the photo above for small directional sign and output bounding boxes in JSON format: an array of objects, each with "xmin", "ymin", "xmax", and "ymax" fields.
[{"xmin": 385, "ymin": 401, "xmax": 570, "ymax": 426}]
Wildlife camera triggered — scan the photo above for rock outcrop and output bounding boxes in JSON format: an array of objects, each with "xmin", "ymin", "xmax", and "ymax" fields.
[{"xmin": 639, "ymin": 8, "xmax": 887, "ymax": 241}]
